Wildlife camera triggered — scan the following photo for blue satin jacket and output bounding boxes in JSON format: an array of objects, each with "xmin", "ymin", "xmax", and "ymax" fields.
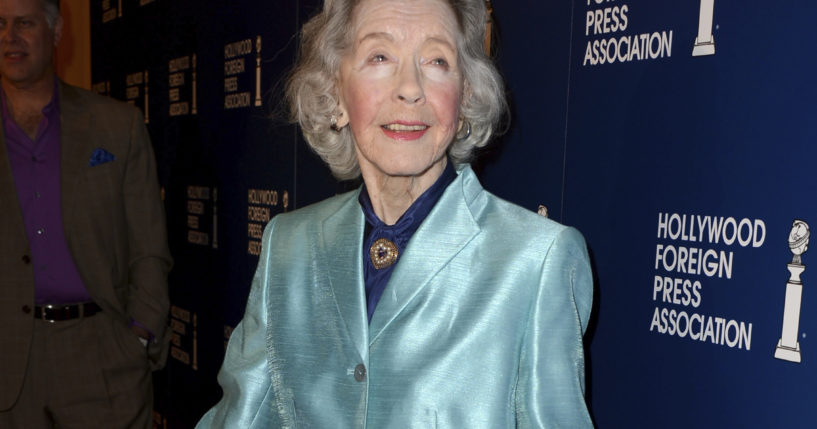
[{"xmin": 197, "ymin": 166, "xmax": 594, "ymax": 428}]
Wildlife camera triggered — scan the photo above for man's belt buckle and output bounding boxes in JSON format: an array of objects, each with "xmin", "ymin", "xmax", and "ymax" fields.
[
  {"xmin": 40, "ymin": 304, "xmax": 83, "ymax": 322},
  {"xmin": 41, "ymin": 304, "xmax": 57, "ymax": 323}
]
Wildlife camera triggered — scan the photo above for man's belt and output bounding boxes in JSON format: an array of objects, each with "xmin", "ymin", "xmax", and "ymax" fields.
[{"xmin": 34, "ymin": 302, "xmax": 102, "ymax": 322}]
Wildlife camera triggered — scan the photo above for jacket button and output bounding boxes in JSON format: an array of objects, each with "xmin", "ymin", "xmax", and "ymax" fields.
[
  {"xmin": 22, "ymin": 305, "xmax": 31, "ymax": 314},
  {"xmin": 22, "ymin": 255, "xmax": 31, "ymax": 264},
  {"xmin": 354, "ymin": 363, "xmax": 366, "ymax": 382}
]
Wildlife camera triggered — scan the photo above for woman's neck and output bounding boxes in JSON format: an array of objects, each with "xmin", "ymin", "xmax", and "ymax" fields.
[{"xmin": 361, "ymin": 159, "xmax": 447, "ymax": 225}]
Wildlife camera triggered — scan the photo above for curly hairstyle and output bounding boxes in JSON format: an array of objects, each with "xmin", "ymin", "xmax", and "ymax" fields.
[{"xmin": 286, "ymin": 0, "xmax": 507, "ymax": 180}]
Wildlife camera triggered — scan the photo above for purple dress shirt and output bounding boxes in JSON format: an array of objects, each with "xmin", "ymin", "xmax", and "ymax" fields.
[{"xmin": 2, "ymin": 83, "xmax": 92, "ymax": 305}]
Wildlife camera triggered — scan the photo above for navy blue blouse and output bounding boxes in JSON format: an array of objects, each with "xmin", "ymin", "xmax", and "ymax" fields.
[{"xmin": 359, "ymin": 161, "xmax": 457, "ymax": 322}]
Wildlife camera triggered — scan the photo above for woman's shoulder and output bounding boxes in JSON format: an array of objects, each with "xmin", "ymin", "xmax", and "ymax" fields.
[
  {"xmin": 477, "ymin": 191, "xmax": 584, "ymax": 247},
  {"xmin": 452, "ymin": 165, "xmax": 586, "ymax": 252},
  {"xmin": 455, "ymin": 167, "xmax": 569, "ymax": 239}
]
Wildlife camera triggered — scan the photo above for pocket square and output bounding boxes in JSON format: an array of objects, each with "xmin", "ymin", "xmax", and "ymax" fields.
[{"xmin": 89, "ymin": 148, "xmax": 116, "ymax": 167}]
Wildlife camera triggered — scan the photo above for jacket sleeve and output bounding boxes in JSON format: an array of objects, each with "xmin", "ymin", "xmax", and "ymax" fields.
[
  {"xmin": 122, "ymin": 107, "xmax": 172, "ymax": 369},
  {"xmin": 197, "ymin": 221, "xmax": 278, "ymax": 428},
  {"xmin": 516, "ymin": 226, "xmax": 595, "ymax": 428}
]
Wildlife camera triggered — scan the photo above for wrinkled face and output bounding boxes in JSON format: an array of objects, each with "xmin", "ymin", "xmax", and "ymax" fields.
[
  {"xmin": 338, "ymin": 0, "xmax": 463, "ymax": 181},
  {"xmin": 0, "ymin": 0, "xmax": 61, "ymax": 88}
]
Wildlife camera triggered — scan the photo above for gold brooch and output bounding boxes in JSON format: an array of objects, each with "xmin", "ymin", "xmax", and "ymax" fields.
[{"xmin": 370, "ymin": 238, "xmax": 399, "ymax": 269}]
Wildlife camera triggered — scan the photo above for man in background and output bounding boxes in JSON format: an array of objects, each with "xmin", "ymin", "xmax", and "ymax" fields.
[{"xmin": 0, "ymin": 0, "xmax": 171, "ymax": 427}]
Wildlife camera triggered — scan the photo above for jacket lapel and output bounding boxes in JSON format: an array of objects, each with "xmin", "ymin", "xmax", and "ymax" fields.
[
  {"xmin": 0, "ymin": 125, "xmax": 16, "ymax": 211},
  {"xmin": 321, "ymin": 191, "xmax": 370, "ymax": 358},
  {"xmin": 58, "ymin": 83, "xmax": 95, "ymax": 233},
  {"xmin": 368, "ymin": 166, "xmax": 482, "ymax": 344},
  {"xmin": 0, "ymin": 124, "xmax": 30, "ymax": 250}
]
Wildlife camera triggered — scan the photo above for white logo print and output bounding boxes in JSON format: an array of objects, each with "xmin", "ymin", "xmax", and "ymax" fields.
[
  {"xmin": 775, "ymin": 220, "xmax": 809, "ymax": 363},
  {"xmin": 255, "ymin": 36, "xmax": 263, "ymax": 107},
  {"xmin": 692, "ymin": 0, "xmax": 716, "ymax": 56}
]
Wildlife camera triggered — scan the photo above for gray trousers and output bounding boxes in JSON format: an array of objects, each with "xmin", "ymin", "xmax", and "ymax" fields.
[{"xmin": 0, "ymin": 311, "xmax": 153, "ymax": 428}]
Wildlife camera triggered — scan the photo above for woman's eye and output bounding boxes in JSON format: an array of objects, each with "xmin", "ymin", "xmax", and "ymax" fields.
[
  {"xmin": 430, "ymin": 58, "xmax": 449, "ymax": 67},
  {"xmin": 369, "ymin": 54, "xmax": 387, "ymax": 63}
]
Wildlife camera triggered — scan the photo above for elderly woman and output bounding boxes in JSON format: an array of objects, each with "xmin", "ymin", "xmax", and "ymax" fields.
[{"xmin": 198, "ymin": 0, "xmax": 593, "ymax": 427}]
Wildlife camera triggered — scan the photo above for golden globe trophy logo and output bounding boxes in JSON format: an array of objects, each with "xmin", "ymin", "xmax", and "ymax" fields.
[
  {"xmin": 255, "ymin": 36, "xmax": 263, "ymax": 107},
  {"xmin": 692, "ymin": 0, "xmax": 716, "ymax": 56},
  {"xmin": 775, "ymin": 220, "xmax": 810, "ymax": 363}
]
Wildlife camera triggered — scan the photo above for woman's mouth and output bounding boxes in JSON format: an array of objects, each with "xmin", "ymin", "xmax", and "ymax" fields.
[{"xmin": 381, "ymin": 122, "xmax": 429, "ymax": 140}]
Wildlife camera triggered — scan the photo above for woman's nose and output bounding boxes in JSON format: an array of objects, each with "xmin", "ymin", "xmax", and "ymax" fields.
[{"xmin": 395, "ymin": 63, "xmax": 425, "ymax": 104}]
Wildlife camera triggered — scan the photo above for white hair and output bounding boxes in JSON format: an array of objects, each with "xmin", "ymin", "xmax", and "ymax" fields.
[{"xmin": 286, "ymin": 0, "xmax": 508, "ymax": 180}]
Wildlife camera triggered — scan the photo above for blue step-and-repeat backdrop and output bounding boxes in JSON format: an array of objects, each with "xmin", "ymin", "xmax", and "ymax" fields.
[
  {"xmin": 91, "ymin": 1, "xmax": 815, "ymax": 427},
  {"xmin": 565, "ymin": 1, "xmax": 816, "ymax": 427}
]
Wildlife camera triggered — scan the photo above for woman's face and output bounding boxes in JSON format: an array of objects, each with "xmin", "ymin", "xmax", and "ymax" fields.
[{"xmin": 338, "ymin": 0, "xmax": 463, "ymax": 182}]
